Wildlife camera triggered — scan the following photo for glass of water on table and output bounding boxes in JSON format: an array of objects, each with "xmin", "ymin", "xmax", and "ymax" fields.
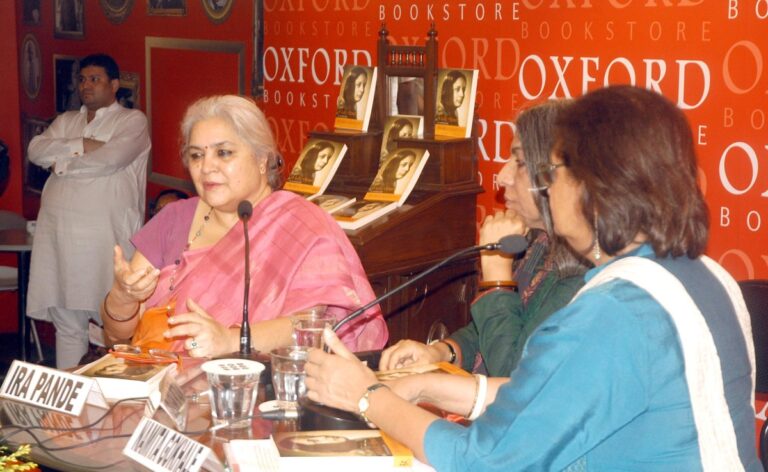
[{"xmin": 291, "ymin": 305, "xmax": 334, "ymax": 349}]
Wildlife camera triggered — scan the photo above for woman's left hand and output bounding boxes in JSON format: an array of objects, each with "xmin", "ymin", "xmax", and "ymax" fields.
[
  {"xmin": 304, "ymin": 328, "xmax": 378, "ymax": 413},
  {"xmin": 163, "ymin": 298, "xmax": 234, "ymax": 358}
]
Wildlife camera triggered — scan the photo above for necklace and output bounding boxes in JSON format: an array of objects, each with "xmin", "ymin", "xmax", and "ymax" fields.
[{"xmin": 169, "ymin": 206, "xmax": 214, "ymax": 292}]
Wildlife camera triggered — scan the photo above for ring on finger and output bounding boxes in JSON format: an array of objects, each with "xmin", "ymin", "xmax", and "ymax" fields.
[{"xmin": 190, "ymin": 338, "xmax": 199, "ymax": 350}]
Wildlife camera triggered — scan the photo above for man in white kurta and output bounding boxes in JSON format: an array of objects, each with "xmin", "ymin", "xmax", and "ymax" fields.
[{"xmin": 27, "ymin": 54, "xmax": 150, "ymax": 368}]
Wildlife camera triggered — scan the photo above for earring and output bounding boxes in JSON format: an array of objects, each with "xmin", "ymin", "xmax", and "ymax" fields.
[{"xmin": 593, "ymin": 210, "xmax": 601, "ymax": 261}]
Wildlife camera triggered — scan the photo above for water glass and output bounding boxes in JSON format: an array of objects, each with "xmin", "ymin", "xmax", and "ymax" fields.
[
  {"xmin": 270, "ymin": 346, "xmax": 309, "ymax": 409},
  {"xmin": 201, "ymin": 359, "xmax": 265, "ymax": 429},
  {"xmin": 291, "ymin": 306, "xmax": 334, "ymax": 349}
]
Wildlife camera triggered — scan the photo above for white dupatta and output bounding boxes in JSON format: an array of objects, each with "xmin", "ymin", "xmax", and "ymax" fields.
[{"xmin": 575, "ymin": 256, "xmax": 754, "ymax": 471}]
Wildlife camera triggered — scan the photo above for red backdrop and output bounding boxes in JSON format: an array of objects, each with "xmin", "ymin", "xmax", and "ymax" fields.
[{"xmin": 261, "ymin": 1, "xmax": 768, "ymax": 280}]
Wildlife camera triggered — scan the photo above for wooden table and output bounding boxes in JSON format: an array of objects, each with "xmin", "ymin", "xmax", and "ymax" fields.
[{"xmin": 0, "ymin": 228, "xmax": 33, "ymax": 361}]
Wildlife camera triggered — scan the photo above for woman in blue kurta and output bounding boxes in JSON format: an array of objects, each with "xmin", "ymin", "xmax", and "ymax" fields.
[{"xmin": 304, "ymin": 86, "xmax": 760, "ymax": 471}]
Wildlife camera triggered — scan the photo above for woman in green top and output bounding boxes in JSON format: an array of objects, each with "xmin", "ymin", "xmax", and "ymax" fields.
[{"xmin": 380, "ymin": 100, "xmax": 589, "ymax": 376}]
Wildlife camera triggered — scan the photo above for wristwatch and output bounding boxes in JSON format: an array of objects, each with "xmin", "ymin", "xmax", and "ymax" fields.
[{"xmin": 358, "ymin": 383, "xmax": 389, "ymax": 426}]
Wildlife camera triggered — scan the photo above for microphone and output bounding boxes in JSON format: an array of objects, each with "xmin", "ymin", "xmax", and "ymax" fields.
[
  {"xmin": 238, "ymin": 200, "xmax": 253, "ymax": 355},
  {"xmin": 332, "ymin": 234, "xmax": 528, "ymax": 333}
]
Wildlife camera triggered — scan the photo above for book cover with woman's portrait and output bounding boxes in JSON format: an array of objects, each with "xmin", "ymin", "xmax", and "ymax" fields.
[
  {"xmin": 334, "ymin": 65, "xmax": 377, "ymax": 132},
  {"xmin": 284, "ymin": 139, "xmax": 347, "ymax": 198},
  {"xmin": 379, "ymin": 115, "xmax": 423, "ymax": 163},
  {"xmin": 366, "ymin": 148, "xmax": 429, "ymax": 202},
  {"xmin": 434, "ymin": 68, "xmax": 478, "ymax": 138}
]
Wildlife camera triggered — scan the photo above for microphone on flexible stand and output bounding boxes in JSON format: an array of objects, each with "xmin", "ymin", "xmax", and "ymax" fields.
[
  {"xmin": 332, "ymin": 234, "xmax": 529, "ymax": 334},
  {"xmin": 237, "ymin": 200, "xmax": 253, "ymax": 356},
  {"xmin": 301, "ymin": 234, "xmax": 530, "ymax": 431}
]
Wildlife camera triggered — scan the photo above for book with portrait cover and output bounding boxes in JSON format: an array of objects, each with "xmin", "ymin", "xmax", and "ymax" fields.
[
  {"xmin": 434, "ymin": 68, "xmax": 479, "ymax": 138},
  {"xmin": 284, "ymin": 139, "xmax": 348, "ymax": 199},
  {"xmin": 379, "ymin": 115, "xmax": 424, "ymax": 163},
  {"xmin": 334, "ymin": 64, "xmax": 378, "ymax": 132},
  {"xmin": 75, "ymin": 354, "xmax": 175, "ymax": 403},
  {"xmin": 375, "ymin": 361, "xmax": 471, "ymax": 382},
  {"xmin": 274, "ymin": 429, "xmax": 414, "ymax": 467},
  {"xmin": 334, "ymin": 147, "xmax": 430, "ymax": 231},
  {"xmin": 308, "ymin": 194, "xmax": 357, "ymax": 215}
]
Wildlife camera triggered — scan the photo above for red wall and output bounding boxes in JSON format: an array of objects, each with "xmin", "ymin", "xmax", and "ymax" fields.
[
  {"xmin": 261, "ymin": 2, "xmax": 768, "ymax": 280},
  {"xmin": 8, "ymin": 1, "xmax": 768, "ymax": 286},
  {"xmin": 0, "ymin": 1, "xmax": 22, "ymax": 331}
]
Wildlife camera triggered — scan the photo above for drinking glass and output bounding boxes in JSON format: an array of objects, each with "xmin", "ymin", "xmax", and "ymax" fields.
[
  {"xmin": 291, "ymin": 306, "xmax": 334, "ymax": 349},
  {"xmin": 201, "ymin": 359, "xmax": 264, "ymax": 429},
  {"xmin": 270, "ymin": 346, "xmax": 309, "ymax": 409}
]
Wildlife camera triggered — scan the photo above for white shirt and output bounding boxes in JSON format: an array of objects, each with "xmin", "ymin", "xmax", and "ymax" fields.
[{"xmin": 26, "ymin": 101, "xmax": 151, "ymax": 317}]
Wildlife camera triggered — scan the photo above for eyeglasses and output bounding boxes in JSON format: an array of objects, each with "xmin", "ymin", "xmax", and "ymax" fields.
[
  {"xmin": 531, "ymin": 163, "xmax": 566, "ymax": 197},
  {"xmin": 109, "ymin": 344, "xmax": 182, "ymax": 369}
]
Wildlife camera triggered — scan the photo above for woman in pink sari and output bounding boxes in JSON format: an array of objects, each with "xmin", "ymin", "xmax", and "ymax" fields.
[{"xmin": 101, "ymin": 95, "xmax": 387, "ymax": 357}]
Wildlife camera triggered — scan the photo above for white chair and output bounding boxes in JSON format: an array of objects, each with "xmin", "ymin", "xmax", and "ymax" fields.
[{"xmin": 0, "ymin": 210, "xmax": 44, "ymax": 362}]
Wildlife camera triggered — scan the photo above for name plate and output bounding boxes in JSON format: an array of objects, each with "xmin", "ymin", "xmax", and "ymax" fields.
[
  {"xmin": 0, "ymin": 360, "xmax": 93, "ymax": 416},
  {"xmin": 124, "ymin": 417, "xmax": 222, "ymax": 472}
]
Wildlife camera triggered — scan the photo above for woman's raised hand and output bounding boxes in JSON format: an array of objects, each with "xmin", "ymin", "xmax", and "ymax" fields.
[
  {"xmin": 164, "ymin": 298, "xmax": 236, "ymax": 358},
  {"xmin": 379, "ymin": 340, "xmax": 444, "ymax": 371},
  {"xmin": 112, "ymin": 245, "xmax": 159, "ymax": 303},
  {"xmin": 480, "ymin": 209, "xmax": 527, "ymax": 281}
]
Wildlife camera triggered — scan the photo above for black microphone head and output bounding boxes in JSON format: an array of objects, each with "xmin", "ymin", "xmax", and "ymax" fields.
[
  {"xmin": 497, "ymin": 234, "xmax": 529, "ymax": 255},
  {"xmin": 237, "ymin": 200, "xmax": 253, "ymax": 220}
]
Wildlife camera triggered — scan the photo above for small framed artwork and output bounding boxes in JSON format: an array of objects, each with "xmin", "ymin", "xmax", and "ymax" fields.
[
  {"xmin": 22, "ymin": 116, "xmax": 54, "ymax": 194},
  {"xmin": 202, "ymin": 0, "xmax": 234, "ymax": 23},
  {"xmin": 147, "ymin": 0, "xmax": 186, "ymax": 16},
  {"xmin": 53, "ymin": 55, "xmax": 81, "ymax": 113},
  {"xmin": 20, "ymin": 34, "xmax": 42, "ymax": 100},
  {"xmin": 252, "ymin": 0, "xmax": 264, "ymax": 97},
  {"xmin": 117, "ymin": 72, "xmax": 140, "ymax": 109},
  {"xmin": 55, "ymin": 0, "xmax": 85, "ymax": 39},
  {"xmin": 22, "ymin": 0, "xmax": 42, "ymax": 25},
  {"xmin": 100, "ymin": 0, "xmax": 135, "ymax": 24}
]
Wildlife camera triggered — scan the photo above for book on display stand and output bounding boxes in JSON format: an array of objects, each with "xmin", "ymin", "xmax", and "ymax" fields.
[
  {"xmin": 284, "ymin": 139, "xmax": 348, "ymax": 200},
  {"xmin": 334, "ymin": 147, "xmax": 430, "ymax": 231}
]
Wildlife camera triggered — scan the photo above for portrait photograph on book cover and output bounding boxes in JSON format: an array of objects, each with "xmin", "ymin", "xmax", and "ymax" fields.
[
  {"xmin": 334, "ymin": 65, "xmax": 377, "ymax": 131},
  {"xmin": 434, "ymin": 68, "xmax": 478, "ymax": 138},
  {"xmin": 368, "ymin": 148, "xmax": 426, "ymax": 197},
  {"xmin": 275, "ymin": 430, "xmax": 392, "ymax": 457},
  {"xmin": 310, "ymin": 194, "xmax": 355, "ymax": 214},
  {"xmin": 380, "ymin": 115, "xmax": 423, "ymax": 162},
  {"xmin": 284, "ymin": 139, "xmax": 347, "ymax": 198}
]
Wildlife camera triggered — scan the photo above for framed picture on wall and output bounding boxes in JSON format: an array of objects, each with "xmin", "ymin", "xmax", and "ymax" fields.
[
  {"xmin": 147, "ymin": 0, "xmax": 186, "ymax": 16},
  {"xmin": 117, "ymin": 72, "xmax": 140, "ymax": 109},
  {"xmin": 53, "ymin": 55, "xmax": 81, "ymax": 113},
  {"xmin": 55, "ymin": 0, "xmax": 85, "ymax": 39},
  {"xmin": 100, "ymin": 0, "xmax": 135, "ymax": 24},
  {"xmin": 252, "ymin": 0, "xmax": 264, "ymax": 97},
  {"xmin": 202, "ymin": 0, "xmax": 234, "ymax": 23},
  {"xmin": 22, "ymin": 117, "xmax": 54, "ymax": 194},
  {"xmin": 20, "ymin": 34, "xmax": 42, "ymax": 100},
  {"xmin": 22, "ymin": 0, "xmax": 42, "ymax": 25}
]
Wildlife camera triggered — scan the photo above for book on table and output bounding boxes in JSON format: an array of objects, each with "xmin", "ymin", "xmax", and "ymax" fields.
[
  {"xmin": 284, "ymin": 139, "xmax": 348, "ymax": 200},
  {"xmin": 75, "ymin": 353, "xmax": 175, "ymax": 403},
  {"xmin": 334, "ymin": 147, "xmax": 430, "ymax": 230},
  {"xmin": 434, "ymin": 68, "xmax": 479, "ymax": 138},
  {"xmin": 334, "ymin": 64, "xmax": 378, "ymax": 132},
  {"xmin": 308, "ymin": 194, "xmax": 357, "ymax": 214}
]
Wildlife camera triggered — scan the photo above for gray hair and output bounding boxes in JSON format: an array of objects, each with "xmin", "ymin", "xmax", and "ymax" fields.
[{"xmin": 180, "ymin": 95, "xmax": 284, "ymax": 190}]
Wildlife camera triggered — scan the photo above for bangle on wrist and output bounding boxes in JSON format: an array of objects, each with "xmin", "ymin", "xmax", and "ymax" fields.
[
  {"xmin": 478, "ymin": 280, "xmax": 516, "ymax": 291},
  {"xmin": 467, "ymin": 374, "xmax": 488, "ymax": 420},
  {"xmin": 430, "ymin": 339, "xmax": 457, "ymax": 364},
  {"xmin": 103, "ymin": 291, "xmax": 140, "ymax": 322}
]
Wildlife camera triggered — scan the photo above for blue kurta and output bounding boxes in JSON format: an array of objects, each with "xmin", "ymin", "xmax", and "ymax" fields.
[{"xmin": 424, "ymin": 245, "xmax": 759, "ymax": 471}]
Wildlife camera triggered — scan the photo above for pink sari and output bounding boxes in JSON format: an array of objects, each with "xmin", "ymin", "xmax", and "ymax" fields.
[{"xmin": 132, "ymin": 191, "xmax": 387, "ymax": 352}]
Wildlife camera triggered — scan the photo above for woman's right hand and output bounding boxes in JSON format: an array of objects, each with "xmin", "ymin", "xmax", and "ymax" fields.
[
  {"xmin": 479, "ymin": 209, "xmax": 527, "ymax": 281},
  {"xmin": 112, "ymin": 245, "xmax": 159, "ymax": 303},
  {"xmin": 379, "ymin": 340, "xmax": 444, "ymax": 371}
]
